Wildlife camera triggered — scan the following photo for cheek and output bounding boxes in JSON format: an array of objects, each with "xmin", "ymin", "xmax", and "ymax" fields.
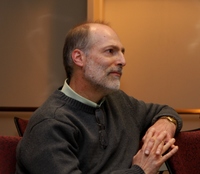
[
  {"xmin": 86, "ymin": 54, "xmax": 113, "ymax": 73},
  {"xmin": 95, "ymin": 58, "xmax": 113, "ymax": 70}
]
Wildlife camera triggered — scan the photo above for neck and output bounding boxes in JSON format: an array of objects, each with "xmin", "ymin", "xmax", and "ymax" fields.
[{"xmin": 69, "ymin": 76, "xmax": 107, "ymax": 103}]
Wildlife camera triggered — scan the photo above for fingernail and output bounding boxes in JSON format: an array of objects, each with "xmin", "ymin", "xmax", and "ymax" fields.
[
  {"xmin": 145, "ymin": 150, "xmax": 149, "ymax": 155},
  {"xmin": 156, "ymin": 150, "xmax": 160, "ymax": 155}
]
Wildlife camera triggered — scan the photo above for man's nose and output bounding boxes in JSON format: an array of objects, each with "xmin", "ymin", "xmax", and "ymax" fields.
[{"xmin": 117, "ymin": 52, "xmax": 126, "ymax": 67}]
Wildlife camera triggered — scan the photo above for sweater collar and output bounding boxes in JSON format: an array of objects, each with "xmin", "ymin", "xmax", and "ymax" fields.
[{"xmin": 61, "ymin": 79, "xmax": 104, "ymax": 108}]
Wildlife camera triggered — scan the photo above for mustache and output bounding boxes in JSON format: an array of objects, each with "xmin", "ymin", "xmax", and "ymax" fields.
[{"xmin": 108, "ymin": 67, "xmax": 123, "ymax": 75}]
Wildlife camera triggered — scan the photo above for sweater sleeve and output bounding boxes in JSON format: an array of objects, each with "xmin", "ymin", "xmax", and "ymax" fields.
[
  {"xmin": 111, "ymin": 165, "xmax": 145, "ymax": 174},
  {"xmin": 124, "ymin": 97, "xmax": 182, "ymax": 136},
  {"xmin": 107, "ymin": 90, "xmax": 182, "ymax": 137},
  {"xmin": 150, "ymin": 105, "xmax": 182, "ymax": 133},
  {"xmin": 144, "ymin": 102, "xmax": 182, "ymax": 133},
  {"xmin": 131, "ymin": 97, "xmax": 182, "ymax": 134}
]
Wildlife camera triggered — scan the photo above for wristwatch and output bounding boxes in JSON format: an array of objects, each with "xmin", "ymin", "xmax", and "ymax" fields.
[{"xmin": 160, "ymin": 116, "xmax": 177, "ymax": 126}]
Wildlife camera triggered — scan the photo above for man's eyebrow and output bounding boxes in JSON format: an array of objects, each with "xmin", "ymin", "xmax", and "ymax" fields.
[
  {"xmin": 121, "ymin": 47, "xmax": 125, "ymax": 54},
  {"xmin": 107, "ymin": 45, "xmax": 125, "ymax": 54}
]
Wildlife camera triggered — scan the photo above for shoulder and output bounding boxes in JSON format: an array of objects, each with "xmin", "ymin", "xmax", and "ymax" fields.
[
  {"xmin": 106, "ymin": 90, "xmax": 145, "ymax": 107},
  {"xmin": 25, "ymin": 89, "xmax": 80, "ymax": 134}
]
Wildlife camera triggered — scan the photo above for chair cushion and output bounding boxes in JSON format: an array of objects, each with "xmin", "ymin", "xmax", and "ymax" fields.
[
  {"xmin": 0, "ymin": 136, "xmax": 21, "ymax": 174},
  {"xmin": 166, "ymin": 128, "xmax": 200, "ymax": 174}
]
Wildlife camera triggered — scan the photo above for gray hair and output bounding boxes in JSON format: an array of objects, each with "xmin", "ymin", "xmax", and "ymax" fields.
[{"xmin": 63, "ymin": 21, "xmax": 108, "ymax": 80}]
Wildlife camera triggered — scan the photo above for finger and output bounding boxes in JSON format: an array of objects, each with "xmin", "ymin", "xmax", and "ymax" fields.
[
  {"xmin": 144, "ymin": 137, "xmax": 155, "ymax": 155},
  {"xmin": 155, "ymin": 141, "xmax": 164, "ymax": 155},
  {"xmin": 163, "ymin": 133, "xmax": 172, "ymax": 144},
  {"xmin": 162, "ymin": 145, "xmax": 178, "ymax": 162},
  {"xmin": 144, "ymin": 130, "xmax": 167, "ymax": 156},
  {"xmin": 142, "ymin": 127, "xmax": 155, "ymax": 142},
  {"xmin": 142, "ymin": 128, "xmax": 156, "ymax": 155},
  {"xmin": 153, "ymin": 131, "xmax": 167, "ymax": 155},
  {"xmin": 162, "ymin": 138, "xmax": 176, "ymax": 154}
]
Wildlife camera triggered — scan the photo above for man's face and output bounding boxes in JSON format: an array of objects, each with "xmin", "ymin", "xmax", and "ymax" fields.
[{"xmin": 83, "ymin": 24, "xmax": 126, "ymax": 93}]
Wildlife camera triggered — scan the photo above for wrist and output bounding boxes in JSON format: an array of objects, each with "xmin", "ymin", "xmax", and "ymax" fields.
[{"xmin": 159, "ymin": 116, "xmax": 177, "ymax": 127}]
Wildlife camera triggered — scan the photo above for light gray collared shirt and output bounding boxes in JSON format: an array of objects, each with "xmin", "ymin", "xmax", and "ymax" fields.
[{"xmin": 61, "ymin": 80, "xmax": 104, "ymax": 108}]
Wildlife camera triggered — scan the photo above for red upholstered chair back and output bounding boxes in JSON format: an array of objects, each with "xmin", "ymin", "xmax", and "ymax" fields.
[
  {"xmin": 14, "ymin": 117, "xmax": 29, "ymax": 136},
  {"xmin": 166, "ymin": 128, "xmax": 200, "ymax": 174},
  {"xmin": 0, "ymin": 136, "xmax": 21, "ymax": 174}
]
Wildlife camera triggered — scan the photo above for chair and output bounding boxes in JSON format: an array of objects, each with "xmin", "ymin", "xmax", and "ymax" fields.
[
  {"xmin": 166, "ymin": 128, "xmax": 200, "ymax": 174},
  {"xmin": 0, "ymin": 136, "xmax": 22, "ymax": 174},
  {"xmin": 14, "ymin": 117, "xmax": 29, "ymax": 136}
]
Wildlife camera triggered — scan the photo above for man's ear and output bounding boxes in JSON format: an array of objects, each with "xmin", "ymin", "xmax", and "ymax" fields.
[{"xmin": 71, "ymin": 49, "xmax": 85, "ymax": 67}]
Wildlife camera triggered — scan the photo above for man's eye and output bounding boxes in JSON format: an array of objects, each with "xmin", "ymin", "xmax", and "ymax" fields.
[{"xmin": 106, "ymin": 49, "xmax": 114, "ymax": 54}]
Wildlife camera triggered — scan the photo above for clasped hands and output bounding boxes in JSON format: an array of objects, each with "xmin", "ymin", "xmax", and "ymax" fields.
[{"xmin": 132, "ymin": 118, "xmax": 178, "ymax": 174}]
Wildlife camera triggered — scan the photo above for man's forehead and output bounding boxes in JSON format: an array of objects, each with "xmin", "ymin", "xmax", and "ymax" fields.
[
  {"xmin": 89, "ymin": 23, "xmax": 109, "ymax": 30},
  {"xmin": 89, "ymin": 24, "xmax": 113, "ymax": 36},
  {"xmin": 88, "ymin": 25, "xmax": 123, "ymax": 49},
  {"xmin": 89, "ymin": 24, "xmax": 120, "ymax": 40}
]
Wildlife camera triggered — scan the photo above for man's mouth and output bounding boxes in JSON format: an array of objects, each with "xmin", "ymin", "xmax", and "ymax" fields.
[{"xmin": 109, "ymin": 70, "xmax": 122, "ymax": 77}]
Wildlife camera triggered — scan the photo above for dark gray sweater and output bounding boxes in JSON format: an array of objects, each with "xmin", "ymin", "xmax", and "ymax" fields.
[{"xmin": 16, "ymin": 89, "xmax": 182, "ymax": 174}]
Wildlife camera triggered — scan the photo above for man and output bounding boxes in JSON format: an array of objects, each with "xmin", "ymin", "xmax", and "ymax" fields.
[{"xmin": 16, "ymin": 21, "xmax": 182, "ymax": 174}]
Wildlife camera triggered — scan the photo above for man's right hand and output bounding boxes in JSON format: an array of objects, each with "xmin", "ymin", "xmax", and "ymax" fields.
[{"xmin": 132, "ymin": 131, "xmax": 178, "ymax": 174}]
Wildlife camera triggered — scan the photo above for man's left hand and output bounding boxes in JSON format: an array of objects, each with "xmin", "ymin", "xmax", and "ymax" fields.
[{"xmin": 142, "ymin": 118, "xmax": 176, "ymax": 156}]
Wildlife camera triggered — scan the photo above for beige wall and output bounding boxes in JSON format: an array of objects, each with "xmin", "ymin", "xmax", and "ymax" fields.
[{"xmin": 88, "ymin": 0, "xmax": 200, "ymax": 130}]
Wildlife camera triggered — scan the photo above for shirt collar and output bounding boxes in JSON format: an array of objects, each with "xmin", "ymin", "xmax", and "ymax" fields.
[{"xmin": 61, "ymin": 79, "xmax": 104, "ymax": 108}]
